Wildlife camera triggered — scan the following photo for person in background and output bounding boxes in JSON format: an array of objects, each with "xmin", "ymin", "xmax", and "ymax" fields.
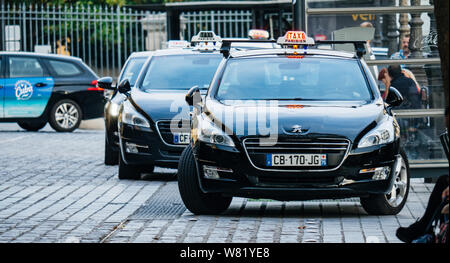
[
  {"xmin": 379, "ymin": 67, "xmax": 422, "ymax": 102},
  {"xmin": 391, "ymin": 34, "xmax": 410, "ymax": 60},
  {"xmin": 387, "ymin": 65, "xmax": 421, "ymax": 109},
  {"xmin": 378, "ymin": 68, "xmax": 390, "ymax": 100},
  {"xmin": 396, "ymin": 107, "xmax": 449, "ymax": 243}
]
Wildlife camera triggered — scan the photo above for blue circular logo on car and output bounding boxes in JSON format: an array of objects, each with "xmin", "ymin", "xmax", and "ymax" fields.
[{"xmin": 15, "ymin": 80, "xmax": 34, "ymax": 100}]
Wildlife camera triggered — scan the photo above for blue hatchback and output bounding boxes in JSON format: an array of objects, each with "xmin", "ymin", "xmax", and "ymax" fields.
[{"xmin": 0, "ymin": 52, "xmax": 103, "ymax": 132}]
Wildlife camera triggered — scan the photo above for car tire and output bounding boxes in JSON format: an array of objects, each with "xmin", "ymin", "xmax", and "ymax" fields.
[
  {"xmin": 17, "ymin": 121, "xmax": 47, "ymax": 132},
  {"xmin": 104, "ymin": 134, "xmax": 119, "ymax": 165},
  {"xmin": 118, "ymin": 153, "xmax": 141, "ymax": 180},
  {"xmin": 360, "ymin": 149, "xmax": 410, "ymax": 215},
  {"xmin": 49, "ymin": 99, "xmax": 82, "ymax": 132},
  {"xmin": 178, "ymin": 145, "xmax": 232, "ymax": 215}
]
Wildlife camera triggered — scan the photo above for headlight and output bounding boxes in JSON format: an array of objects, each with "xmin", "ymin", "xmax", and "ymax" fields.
[
  {"xmin": 121, "ymin": 102, "xmax": 151, "ymax": 129},
  {"xmin": 108, "ymin": 102, "xmax": 120, "ymax": 117},
  {"xmin": 198, "ymin": 116, "xmax": 235, "ymax": 147},
  {"xmin": 358, "ymin": 119, "xmax": 395, "ymax": 148}
]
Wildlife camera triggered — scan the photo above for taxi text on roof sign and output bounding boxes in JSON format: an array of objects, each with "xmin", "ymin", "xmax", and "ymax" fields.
[
  {"xmin": 277, "ymin": 31, "xmax": 315, "ymax": 47},
  {"xmin": 285, "ymin": 31, "xmax": 306, "ymax": 42}
]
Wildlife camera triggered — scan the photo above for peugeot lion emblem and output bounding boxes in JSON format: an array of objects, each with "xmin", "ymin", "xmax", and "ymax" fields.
[{"xmin": 291, "ymin": 125, "xmax": 303, "ymax": 133}]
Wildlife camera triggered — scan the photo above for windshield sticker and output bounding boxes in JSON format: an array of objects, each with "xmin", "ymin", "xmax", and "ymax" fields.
[{"xmin": 15, "ymin": 80, "xmax": 33, "ymax": 100}]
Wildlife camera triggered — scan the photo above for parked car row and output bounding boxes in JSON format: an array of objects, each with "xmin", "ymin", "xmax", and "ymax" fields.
[
  {"xmin": 98, "ymin": 31, "xmax": 411, "ymax": 216},
  {"xmin": 0, "ymin": 30, "xmax": 411, "ymax": 216}
]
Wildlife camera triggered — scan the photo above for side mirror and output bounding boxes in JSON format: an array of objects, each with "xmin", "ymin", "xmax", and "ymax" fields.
[
  {"xmin": 185, "ymin": 85, "xmax": 201, "ymax": 106},
  {"xmin": 386, "ymin": 86, "xmax": 403, "ymax": 107},
  {"xmin": 97, "ymin": 77, "xmax": 114, "ymax": 90},
  {"xmin": 118, "ymin": 79, "xmax": 131, "ymax": 95}
]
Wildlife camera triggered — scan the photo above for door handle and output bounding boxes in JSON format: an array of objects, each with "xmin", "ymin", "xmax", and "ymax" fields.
[{"xmin": 35, "ymin": 82, "xmax": 47, "ymax": 88}]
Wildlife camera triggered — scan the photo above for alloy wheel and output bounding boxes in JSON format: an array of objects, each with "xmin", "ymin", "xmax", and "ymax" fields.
[
  {"xmin": 55, "ymin": 102, "xmax": 79, "ymax": 130},
  {"xmin": 386, "ymin": 155, "xmax": 408, "ymax": 207}
]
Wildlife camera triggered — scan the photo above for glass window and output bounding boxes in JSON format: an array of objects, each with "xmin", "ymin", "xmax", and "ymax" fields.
[
  {"xmin": 119, "ymin": 57, "xmax": 147, "ymax": 86},
  {"xmin": 216, "ymin": 56, "xmax": 372, "ymax": 101},
  {"xmin": 397, "ymin": 115, "xmax": 447, "ymax": 161},
  {"xmin": 140, "ymin": 54, "xmax": 222, "ymax": 91},
  {"xmin": 48, "ymin": 60, "xmax": 82, "ymax": 76},
  {"xmin": 9, "ymin": 57, "xmax": 44, "ymax": 78}
]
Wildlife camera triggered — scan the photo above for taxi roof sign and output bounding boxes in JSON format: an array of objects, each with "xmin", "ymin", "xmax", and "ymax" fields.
[
  {"xmin": 167, "ymin": 40, "xmax": 190, "ymax": 49},
  {"xmin": 248, "ymin": 29, "xmax": 270, "ymax": 40},
  {"xmin": 277, "ymin": 31, "xmax": 315, "ymax": 46},
  {"xmin": 191, "ymin": 31, "xmax": 222, "ymax": 44}
]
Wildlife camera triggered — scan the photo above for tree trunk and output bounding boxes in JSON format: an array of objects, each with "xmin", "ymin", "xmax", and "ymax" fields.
[{"xmin": 434, "ymin": 0, "xmax": 449, "ymax": 130}]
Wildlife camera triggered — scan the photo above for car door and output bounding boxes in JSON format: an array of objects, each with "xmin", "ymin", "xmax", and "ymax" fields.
[
  {"xmin": 4, "ymin": 55, "xmax": 54, "ymax": 118},
  {"xmin": 0, "ymin": 55, "xmax": 4, "ymax": 118}
]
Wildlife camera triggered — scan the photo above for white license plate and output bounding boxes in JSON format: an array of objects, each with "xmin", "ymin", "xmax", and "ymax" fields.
[
  {"xmin": 266, "ymin": 154, "xmax": 327, "ymax": 167},
  {"xmin": 173, "ymin": 133, "xmax": 190, "ymax": 144}
]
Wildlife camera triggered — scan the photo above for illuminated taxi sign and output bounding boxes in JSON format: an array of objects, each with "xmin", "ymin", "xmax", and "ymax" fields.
[
  {"xmin": 277, "ymin": 31, "xmax": 315, "ymax": 47},
  {"xmin": 286, "ymin": 31, "xmax": 306, "ymax": 42},
  {"xmin": 248, "ymin": 29, "xmax": 270, "ymax": 40},
  {"xmin": 191, "ymin": 31, "xmax": 222, "ymax": 44}
]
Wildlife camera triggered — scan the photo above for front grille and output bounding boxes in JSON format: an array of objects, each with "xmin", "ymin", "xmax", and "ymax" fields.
[
  {"xmin": 243, "ymin": 137, "xmax": 350, "ymax": 171},
  {"xmin": 156, "ymin": 120, "xmax": 190, "ymax": 146}
]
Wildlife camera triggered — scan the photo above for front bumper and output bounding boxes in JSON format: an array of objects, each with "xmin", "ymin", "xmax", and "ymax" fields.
[
  {"xmin": 193, "ymin": 140, "xmax": 400, "ymax": 201},
  {"xmin": 119, "ymin": 123, "xmax": 185, "ymax": 168}
]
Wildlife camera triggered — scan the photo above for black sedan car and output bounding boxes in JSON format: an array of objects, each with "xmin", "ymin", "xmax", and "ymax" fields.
[
  {"xmin": 179, "ymin": 32, "xmax": 410, "ymax": 216},
  {"xmin": 0, "ymin": 52, "xmax": 103, "ymax": 132},
  {"xmin": 99, "ymin": 32, "xmax": 224, "ymax": 180},
  {"xmin": 100, "ymin": 51, "xmax": 152, "ymax": 165}
]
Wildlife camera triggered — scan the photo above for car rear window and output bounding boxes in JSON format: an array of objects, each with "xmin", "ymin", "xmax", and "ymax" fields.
[
  {"xmin": 48, "ymin": 60, "xmax": 82, "ymax": 76},
  {"xmin": 140, "ymin": 54, "xmax": 222, "ymax": 91},
  {"xmin": 216, "ymin": 56, "xmax": 372, "ymax": 101}
]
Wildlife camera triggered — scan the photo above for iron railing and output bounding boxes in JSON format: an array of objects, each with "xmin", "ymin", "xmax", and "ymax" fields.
[{"xmin": 0, "ymin": 3, "xmax": 163, "ymax": 77}]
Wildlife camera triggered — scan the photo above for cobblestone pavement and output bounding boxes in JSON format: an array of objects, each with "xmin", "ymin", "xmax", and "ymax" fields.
[{"xmin": 0, "ymin": 123, "xmax": 434, "ymax": 243}]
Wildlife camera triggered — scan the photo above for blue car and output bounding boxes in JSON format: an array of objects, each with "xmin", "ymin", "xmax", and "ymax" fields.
[{"xmin": 0, "ymin": 52, "xmax": 103, "ymax": 132}]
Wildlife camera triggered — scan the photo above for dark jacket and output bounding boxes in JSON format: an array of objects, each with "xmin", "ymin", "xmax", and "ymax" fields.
[{"xmin": 391, "ymin": 75, "xmax": 421, "ymax": 109}]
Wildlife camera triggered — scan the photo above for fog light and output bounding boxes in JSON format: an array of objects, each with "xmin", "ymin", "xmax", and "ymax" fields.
[
  {"xmin": 125, "ymin": 142, "xmax": 148, "ymax": 154},
  {"xmin": 359, "ymin": 167, "xmax": 390, "ymax": 180},
  {"xmin": 203, "ymin": 165, "xmax": 233, "ymax": 180}
]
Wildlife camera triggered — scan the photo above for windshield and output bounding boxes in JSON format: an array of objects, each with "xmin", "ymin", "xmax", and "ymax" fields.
[
  {"xmin": 140, "ymin": 54, "xmax": 222, "ymax": 91},
  {"xmin": 216, "ymin": 56, "xmax": 372, "ymax": 101},
  {"xmin": 120, "ymin": 57, "xmax": 147, "ymax": 86}
]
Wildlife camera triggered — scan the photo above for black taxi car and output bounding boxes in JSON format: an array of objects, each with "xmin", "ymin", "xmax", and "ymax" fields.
[
  {"xmin": 100, "ymin": 51, "xmax": 153, "ymax": 165},
  {"xmin": 101, "ymin": 32, "xmax": 224, "ymax": 180},
  {"xmin": 179, "ymin": 31, "xmax": 410, "ymax": 216},
  {"xmin": 0, "ymin": 52, "xmax": 103, "ymax": 132}
]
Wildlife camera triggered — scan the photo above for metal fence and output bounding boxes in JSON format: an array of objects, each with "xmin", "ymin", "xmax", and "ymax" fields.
[
  {"xmin": 182, "ymin": 10, "xmax": 253, "ymax": 40},
  {"xmin": 1, "ymin": 5, "xmax": 274, "ymax": 77},
  {"xmin": 0, "ymin": 4, "xmax": 164, "ymax": 77}
]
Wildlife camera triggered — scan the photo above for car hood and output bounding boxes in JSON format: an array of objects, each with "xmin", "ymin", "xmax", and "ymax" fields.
[
  {"xmin": 130, "ymin": 88, "xmax": 194, "ymax": 122},
  {"xmin": 204, "ymin": 99, "xmax": 386, "ymax": 142}
]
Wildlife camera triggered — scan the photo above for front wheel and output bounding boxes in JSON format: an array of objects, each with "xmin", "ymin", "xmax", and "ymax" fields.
[
  {"xmin": 49, "ymin": 99, "xmax": 82, "ymax": 132},
  {"xmin": 360, "ymin": 149, "xmax": 410, "ymax": 215},
  {"xmin": 178, "ymin": 145, "xmax": 232, "ymax": 215}
]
